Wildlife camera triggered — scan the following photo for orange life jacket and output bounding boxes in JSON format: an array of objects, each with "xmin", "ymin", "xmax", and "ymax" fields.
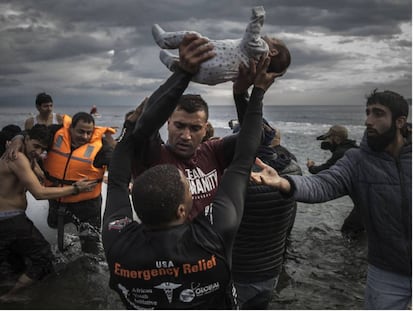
[{"xmin": 44, "ymin": 115, "xmax": 115, "ymax": 203}]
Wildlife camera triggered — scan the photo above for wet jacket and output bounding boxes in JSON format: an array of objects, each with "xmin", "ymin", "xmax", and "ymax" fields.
[
  {"xmin": 288, "ymin": 132, "xmax": 411, "ymax": 276},
  {"xmin": 232, "ymin": 146, "xmax": 302, "ymax": 282},
  {"xmin": 308, "ymin": 139, "xmax": 358, "ymax": 174},
  {"xmin": 44, "ymin": 115, "xmax": 115, "ymax": 203}
]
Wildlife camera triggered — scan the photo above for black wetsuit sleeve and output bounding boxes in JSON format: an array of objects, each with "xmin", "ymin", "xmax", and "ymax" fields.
[
  {"xmin": 93, "ymin": 139, "xmax": 114, "ymax": 168},
  {"xmin": 234, "ymin": 88, "xmax": 265, "ymax": 144},
  {"xmin": 133, "ymin": 69, "xmax": 192, "ymax": 142},
  {"xmin": 217, "ymin": 89, "xmax": 254, "ymax": 168},
  {"xmin": 102, "ymin": 121, "xmax": 136, "ymax": 250},
  {"xmin": 308, "ymin": 160, "xmax": 331, "ymax": 174},
  {"xmin": 308, "ymin": 151, "xmax": 342, "ymax": 174},
  {"xmin": 233, "ymin": 91, "xmax": 249, "ymax": 125},
  {"xmin": 130, "ymin": 69, "xmax": 192, "ymax": 175},
  {"xmin": 211, "ymin": 87, "xmax": 264, "ymax": 260},
  {"xmin": 215, "ymin": 90, "xmax": 251, "ymax": 166}
]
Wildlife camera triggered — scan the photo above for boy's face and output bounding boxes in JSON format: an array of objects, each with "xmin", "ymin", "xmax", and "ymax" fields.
[
  {"xmin": 37, "ymin": 102, "xmax": 54, "ymax": 115},
  {"xmin": 25, "ymin": 137, "xmax": 47, "ymax": 161}
]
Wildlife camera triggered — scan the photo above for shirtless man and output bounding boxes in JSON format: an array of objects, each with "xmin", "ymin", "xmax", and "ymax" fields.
[
  {"xmin": 24, "ymin": 92, "xmax": 63, "ymax": 130},
  {"xmin": 0, "ymin": 124, "xmax": 96, "ymax": 302}
]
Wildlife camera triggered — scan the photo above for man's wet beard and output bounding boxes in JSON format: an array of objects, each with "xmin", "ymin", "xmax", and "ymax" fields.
[{"xmin": 367, "ymin": 124, "xmax": 396, "ymax": 152}]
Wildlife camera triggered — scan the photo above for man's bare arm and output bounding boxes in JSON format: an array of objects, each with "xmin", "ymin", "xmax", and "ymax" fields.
[{"xmin": 10, "ymin": 153, "xmax": 97, "ymax": 200}]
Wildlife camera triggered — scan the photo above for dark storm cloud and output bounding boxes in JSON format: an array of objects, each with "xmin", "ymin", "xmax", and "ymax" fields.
[{"xmin": 0, "ymin": 0, "xmax": 411, "ymax": 106}]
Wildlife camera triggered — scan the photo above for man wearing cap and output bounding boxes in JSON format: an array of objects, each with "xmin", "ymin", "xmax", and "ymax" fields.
[
  {"xmin": 250, "ymin": 89, "xmax": 412, "ymax": 310},
  {"xmin": 307, "ymin": 125, "xmax": 357, "ymax": 173},
  {"xmin": 307, "ymin": 125, "xmax": 364, "ymax": 239}
]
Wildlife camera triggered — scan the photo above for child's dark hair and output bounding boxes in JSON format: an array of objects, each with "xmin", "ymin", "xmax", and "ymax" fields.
[
  {"xmin": 27, "ymin": 124, "xmax": 53, "ymax": 149},
  {"xmin": 268, "ymin": 43, "xmax": 291, "ymax": 75}
]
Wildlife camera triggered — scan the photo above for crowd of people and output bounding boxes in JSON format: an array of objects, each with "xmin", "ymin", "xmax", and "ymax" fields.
[{"xmin": 0, "ymin": 6, "xmax": 411, "ymax": 310}]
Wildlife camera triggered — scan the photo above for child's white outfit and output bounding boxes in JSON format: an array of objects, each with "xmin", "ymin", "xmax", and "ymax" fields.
[{"xmin": 152, "ymin": 6, "xmax": 270, "ymax": 85}]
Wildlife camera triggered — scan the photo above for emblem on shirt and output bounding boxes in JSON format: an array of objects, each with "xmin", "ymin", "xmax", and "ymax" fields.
[
  {"xmin": 179, "ymin": 289, "xmax": 196, "ymax": 303},
  {"xmin": 184, "ymin": 168, "xmax": 218, "ymax": 199},
  {"xmin": 155, "ymin": 282, "xmax": 182, "ymax": 303},
  {"xmin": 108, "ymin": 217, "xmax": 132, "ymax": 231},
  {"xmin": 178, "ymin": 282, "xmax": 220, "ymax": 303}
]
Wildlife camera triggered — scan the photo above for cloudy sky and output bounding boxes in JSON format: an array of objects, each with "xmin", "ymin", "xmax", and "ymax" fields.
[{"xmin": 0, "ymin": 0, "xmax": 411, "ymax": 107}]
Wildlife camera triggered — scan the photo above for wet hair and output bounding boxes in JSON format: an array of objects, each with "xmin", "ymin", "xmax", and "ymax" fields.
[
  {"xmin": 27, "ymin": 124, "xmax": 52, "ymax": 148},
  {"xmin": 35, "ymin": 92, "xmax": 53, "ymax": 107},
  {"xmin": 176, "ymin": 94, "xmax": 209, "ymax": 120},
  {"xmin": 132, "ymin": 164, "xmax": 185, "ymax": 226},
  {"xmin": 71, "ymin": 112, "xmax": 95, "ymax": 128},
  {"xmin": 366, "ymin": 89, "xmax": 409, "ymax": 120},
  {"xmin": 2, "ymin": 124, "xmax": 21, "ymax": 137},
  {"xmin": 0, "ymin": 124, "xmax": 22, "ymax": 156}
]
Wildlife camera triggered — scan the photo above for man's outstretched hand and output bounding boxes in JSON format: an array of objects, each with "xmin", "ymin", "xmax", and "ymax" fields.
[{"xmin": 250, "ymin": 157, "xmax": 291, "ymax": 193}]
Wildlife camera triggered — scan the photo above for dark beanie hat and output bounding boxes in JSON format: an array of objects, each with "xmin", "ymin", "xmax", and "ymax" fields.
[
  {"xmin": 35, "ymin": 92, "xmax": 53, "ymax": 106},
  {"xmin": 366, "ymin": 89, "xmax": 409, "ymax": 120}
]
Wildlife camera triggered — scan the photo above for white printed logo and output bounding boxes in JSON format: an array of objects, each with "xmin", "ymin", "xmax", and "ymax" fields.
[
  {"xmin": 184, "ymin": 168, "xmax": 218, "ymax": 198},
  {"xmin": 179, "ymin": 289, "xmax": 196, "ymax": 303},
  {"xmin": 155, "ymin": 282, "xmax": 182, "ymax": 303},
  {"xmin": 178, "ymin": 282, "xmax": 221, "ymax": 303}
]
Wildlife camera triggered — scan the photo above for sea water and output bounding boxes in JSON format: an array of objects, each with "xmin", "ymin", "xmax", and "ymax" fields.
[{"xmin": 0, "ymin": 103, "xmax": 409, "ymax": 309}]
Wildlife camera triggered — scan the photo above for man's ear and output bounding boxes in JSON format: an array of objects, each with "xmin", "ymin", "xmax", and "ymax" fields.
[{"xmin": 176, "ymin": 204, "xmax": 187, "ymax": 220}]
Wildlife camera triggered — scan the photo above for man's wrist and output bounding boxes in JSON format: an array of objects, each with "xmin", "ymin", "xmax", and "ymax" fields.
[
  {"xmin": 176, "ymin": 64, "xmax": 196, "ymax": 76},
  {"xmin": 72, "ymin": 183, "xmax": 80, "ymax": 195}
]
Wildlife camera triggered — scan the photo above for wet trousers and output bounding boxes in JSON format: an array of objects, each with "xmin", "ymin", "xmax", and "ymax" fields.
[
  {"xmin": 365, "ymin": 264, "xmax": 411, "ymax": 310},
  {"xmin": 0, "ymin": 214, "xmax": 53, "ymax": 280},
  {"xmin": 47, "ymin": 197, "xmax": 102, "ymax": 254},
  {"xmin": 234, "ymin": 276, "xmax": 279, "ymax": 309}
]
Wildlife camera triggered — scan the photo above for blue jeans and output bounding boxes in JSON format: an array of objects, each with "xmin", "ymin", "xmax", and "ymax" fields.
[
  {"xmin": 365, "ymin": 264, "xmax": 411, "ymax": 310},
  {"xmin": 234, "ymin": 276, "xmax": 279, "ymax": 309}
]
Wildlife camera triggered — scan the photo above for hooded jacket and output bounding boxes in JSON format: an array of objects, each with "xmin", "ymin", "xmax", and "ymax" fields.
[{"xmin": 288, "ymin": 132, "xmax": 411, "ymax": 276}]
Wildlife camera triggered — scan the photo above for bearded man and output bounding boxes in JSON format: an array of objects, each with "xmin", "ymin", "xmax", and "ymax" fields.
[{"xmin": 249, "ymin": 89, "xmax": 412, "ymax": 310}]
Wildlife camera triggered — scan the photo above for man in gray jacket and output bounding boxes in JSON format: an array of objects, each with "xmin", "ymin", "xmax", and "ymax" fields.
[{"xmin": 250, "ymin": 89, "xmax": 411, "ymax": 310}]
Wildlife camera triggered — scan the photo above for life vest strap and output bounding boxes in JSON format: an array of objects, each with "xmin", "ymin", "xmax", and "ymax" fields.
[{"xmin": 46, "ymin": 173, "xmax": 103, "ymax": 185}]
